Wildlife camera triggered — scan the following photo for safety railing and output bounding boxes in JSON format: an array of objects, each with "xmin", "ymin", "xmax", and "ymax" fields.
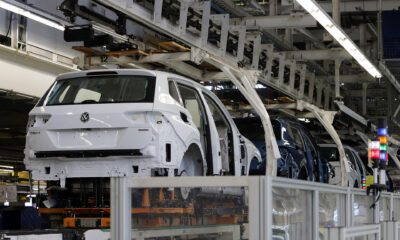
[{"xmin": 111, "ymin": 176, "xmax": 400, "ymax": 240}]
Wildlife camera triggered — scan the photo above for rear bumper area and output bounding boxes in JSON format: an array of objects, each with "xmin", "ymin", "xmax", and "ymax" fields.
[
  {"xmin": 35, "ymin": 149, "xmax": 142, "ymax": 158},
  {"xmin": 25, "ymin": 156, "xmax": 177, "ymax": 181}
]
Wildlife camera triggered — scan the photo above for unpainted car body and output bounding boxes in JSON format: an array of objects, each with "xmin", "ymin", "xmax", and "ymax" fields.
[
  {"xmin": 319, "ymin": 144, "xmax": 366, "ymax": 188},
  {"xmin": 25, "ymin": 70, "xmax": 261, "ymax": 184},
  {"xmin": 234, "ymin": 117, "xmax": 329, "ymax": 183}
]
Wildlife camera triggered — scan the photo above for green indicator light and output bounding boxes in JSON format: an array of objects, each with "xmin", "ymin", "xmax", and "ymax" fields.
[{"xmin": 380, "ymin": 144, "xmax": 388, "ymax": 151}]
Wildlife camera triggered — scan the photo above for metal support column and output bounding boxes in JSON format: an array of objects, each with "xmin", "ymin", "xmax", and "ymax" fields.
[
  {"xmin": 111, "ymin": 177, "xmax": 131, "ymax": 240},
  {"xmin": 332, "ymin": 0, "xmax": 341, "ymax": 25},
  {"xmin": 362, "ymin": 83, "xmax": 368, "ymax": 116},
  {"xmin": 335, "ymin": 59, "xmax": 342, "ymax": 99},
  {"xmin": 377, "ymin": 0, "xmax": 383, "ymax": 60},
  {"xmin": 360, "ymin": 23, "xmax": 367, "ymax": 53},
  {"xmin": 313, "ymin": 190, "xmax": 320, "ymax": 240}
]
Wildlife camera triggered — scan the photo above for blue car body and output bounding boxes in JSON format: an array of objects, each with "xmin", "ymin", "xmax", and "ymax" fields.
[{"xmin": 234, "ymin": 117, "xmax": 328, "ymax": 183}]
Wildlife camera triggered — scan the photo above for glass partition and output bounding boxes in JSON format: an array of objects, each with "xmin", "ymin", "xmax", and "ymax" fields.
[
  {"xmin": 379, "ymin": 196, "xmax": 391, "ymax": 221},
  {"xmin": 272, "ymin": 187, "xmax": 312, "ymax": 240},
  {"xmin": 319, "ymin": 192, "xmax": 346, "ymax": 228},
  {"xmin": 353, "ymin": 194, "xmax": 374, "ymax": 225},
  {"xmin": 393, "ymin": 198, "xmax": 400, "ymax": 221},
  {"xmin": 131, "ymin": 186, "xmax": 248, "ymax": 239}
]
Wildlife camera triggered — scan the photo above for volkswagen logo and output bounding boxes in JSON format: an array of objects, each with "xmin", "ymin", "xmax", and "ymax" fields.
[{"xmin": 80, "ymin": 112, "xmax": 90, "ymax": 122}]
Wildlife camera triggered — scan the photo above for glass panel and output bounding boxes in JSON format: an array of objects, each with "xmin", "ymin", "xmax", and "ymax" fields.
[
  {"xmin": 319, "ymin": 192, "xmax": 345, "ymax": 228},
  {"xmin": 131, "ymin": 187, "xmax": 248, "ymax": 239},
  {"xmin": 46, "ymin": 75, "xmax": 156, "ymax": 105},
  {"xmin": 394, "ymin": 198, "xmax": 400, "ymax": 221},
  {"xmin": 379, "ymin": 196, "xmax": 391, "ymax": 221},
  {"xmin": 353, "ymin": 195, "xmax": 374, "ymax": 225},
  {"xmin": 272, "ymin": 187, "xmax": 312, "ymax": 240}
]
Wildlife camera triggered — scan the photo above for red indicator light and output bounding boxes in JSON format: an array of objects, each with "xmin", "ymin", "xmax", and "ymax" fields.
[{"xmin": 370, "ymin": 149, "xmax": 381, "ymax": 159}]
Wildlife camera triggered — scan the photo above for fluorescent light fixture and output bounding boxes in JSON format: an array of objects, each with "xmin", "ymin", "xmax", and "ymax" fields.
[
  {"xmin": 0, "ymin": 0, "xmax": 64, "ymax": 31},
  {"xmin": 0, "ymin": 165, "xmax": 13, "ymax": 169},
  {"xmin": 296, "ymin": 0, "xmax": 382, "ymax": 78}
]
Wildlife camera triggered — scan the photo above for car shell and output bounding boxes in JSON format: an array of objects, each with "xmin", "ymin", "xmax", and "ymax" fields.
[
  {"xmin": 234, "ymin": 117, "xmax": 328, "ymax": 182},
  {"xmin": 25, "ymin": 69, "xmax": 261, "ymax": 182},
  {"xmin": 319, "ymin": 144, "xmax": 365, "ymax": 188}
]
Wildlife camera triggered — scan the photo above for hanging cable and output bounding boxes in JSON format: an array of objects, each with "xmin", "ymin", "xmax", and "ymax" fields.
[{"xmin": 6, "ymin": 12, "xmax": 12, "ymax": 37}]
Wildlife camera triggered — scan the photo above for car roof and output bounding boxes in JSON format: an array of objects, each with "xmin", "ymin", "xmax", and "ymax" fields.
[
  {"xmin": 319, "ymin": 144, "xmax": 354, "ymax": 151},
  {"xmin": 55, "ymin": 69, "xmax": 205, "ymax": 89}
]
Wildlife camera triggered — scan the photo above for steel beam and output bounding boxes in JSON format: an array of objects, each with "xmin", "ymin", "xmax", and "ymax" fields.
[
  {"xmin": 283, "ymin": 48, "xmax": 351, "ymax": 60},
  {"xmin": 230, "ymin": 14, "xmax": 317, "ymax": 29},
  {"xmin": 318, "ymin": 0, "xmax": 400, "ymax": 13},
  {"xmin": 316, "ymin": 74, "xmax": 376, "ymax": 83},
  {"xmin": 348, "ymin": 88, "xmax": 386, "ymax": 97}
]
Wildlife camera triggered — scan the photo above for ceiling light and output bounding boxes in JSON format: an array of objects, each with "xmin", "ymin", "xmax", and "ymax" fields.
[
  {"xmin": 296, "ymin": 0, "xmax": 382, "ymax": 78},
  {"xmin": 0, "ymin": 0, "xmax": 64, "ymax": 31}
]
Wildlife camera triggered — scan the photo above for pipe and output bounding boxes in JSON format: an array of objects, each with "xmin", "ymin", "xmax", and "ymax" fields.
[
  {"xmin": 362, "ymin": 83, "xmax": 368, "ymax": 116},
  {"xmin": 335, "ymin": 59, "xmax": 342, "ymax": 99},
  {"xmin": 332, "ymin": 0, "xmax": 341, "ymax": 25},
  {"xmin": 377, "ymin": 0, "xmax": 383, "ymax": 60}
]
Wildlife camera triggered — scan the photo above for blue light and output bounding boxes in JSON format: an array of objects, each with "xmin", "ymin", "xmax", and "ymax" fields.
[
  {"xmin": 380, "ymin": 152, "xmax": 387, "ymax": 161},
  {"xmin": 378, "ymin": 128, "xmax": 388, "ymax": 136}
]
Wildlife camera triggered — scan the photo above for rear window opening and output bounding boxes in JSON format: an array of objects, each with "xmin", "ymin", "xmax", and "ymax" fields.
[
  {"xmin": 44, "ymin": 75, "xmax": 156, "ymax": 106},
  {"xmin": 320, "ymin": 147, "xmax": 339, "ymax": 162},
  {"xmin": 234, "ymin": 118, "xmax": 282, "ymax": 142}
]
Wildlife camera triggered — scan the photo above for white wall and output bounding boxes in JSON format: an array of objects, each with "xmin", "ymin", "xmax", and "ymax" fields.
[
  {"xmin": 0, "ymin": 9, "xmax": 10, "ymax": 36},
  {"xmin": 0, "ymin": 0, "xmax": 145, "ymax": 98},
  {"xmin": 0, "ymin": 49, "xmax": 73, "ymax": 97}
]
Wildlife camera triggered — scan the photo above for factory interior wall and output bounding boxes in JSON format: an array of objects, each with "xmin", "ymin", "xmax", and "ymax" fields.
[{"xmin": 0, "ymin": 49, "xmax": 72, "ymax": 97}]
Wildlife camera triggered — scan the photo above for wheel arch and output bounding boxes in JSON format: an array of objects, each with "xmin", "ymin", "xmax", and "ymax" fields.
[{"xmin": 180, "ymin": 141, "xmax": 207, "ymax": 176}]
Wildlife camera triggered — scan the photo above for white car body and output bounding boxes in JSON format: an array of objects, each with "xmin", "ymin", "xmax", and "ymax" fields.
[
  {"xmin": 25, "ymin": 69, "xmax": 261, "ymax": 184},
  {"xmin": 320, "ymin": 144, "xmax": 365, "ymax": 188}
]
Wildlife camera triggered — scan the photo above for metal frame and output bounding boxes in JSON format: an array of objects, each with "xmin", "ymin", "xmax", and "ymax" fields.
[
  {"xmin": 340, "ymin": 224, "xmax": 380, "ymax": 239},
  {"xmin": 132, "ymin": 225, "xmax": 241, "ymax": 240},
  {"xmin": 267, "ymin": 100, "xmax": 350, "ymax": 185},
  {"xmin": 381, "ymin": 221, "xmax": 400, "ymax": 240},
  {"xmin": 111, "ymin": 176, "xmax": 264, "ymax": 240},
  {"xmin": 111, "ymin": 175, "xmax": 400, "ymax": 240}
]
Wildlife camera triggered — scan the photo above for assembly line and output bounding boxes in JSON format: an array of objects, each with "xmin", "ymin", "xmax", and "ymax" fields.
[{"xmin": 0, "ymin": 0, "xmax": 400, "ymax": 239}]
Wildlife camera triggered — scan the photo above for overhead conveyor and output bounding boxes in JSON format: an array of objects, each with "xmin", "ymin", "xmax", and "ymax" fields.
[
  {"xmin": 64, "ymin": 0, "xmax": 400, "ymax": 182},
  {"xmin": 70, "ymin": 0, "xmax": 341, "ymax": 177}
]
